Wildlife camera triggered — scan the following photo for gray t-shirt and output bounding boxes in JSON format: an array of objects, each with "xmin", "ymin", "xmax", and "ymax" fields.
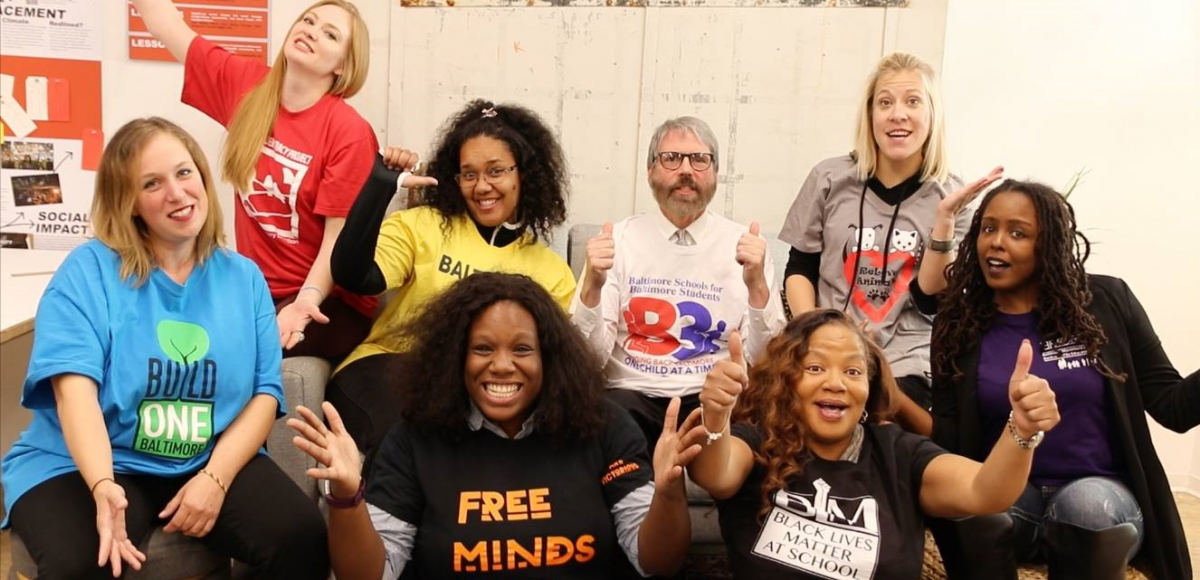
[{"xmin": 778, "ymin": 155, "xmax": 968, "ymax": 381}]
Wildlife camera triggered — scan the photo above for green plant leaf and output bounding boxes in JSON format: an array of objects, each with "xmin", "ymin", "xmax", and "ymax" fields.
[{"xmin": 156, "ymin": 320, "xmax": 210, "ymax": 364}]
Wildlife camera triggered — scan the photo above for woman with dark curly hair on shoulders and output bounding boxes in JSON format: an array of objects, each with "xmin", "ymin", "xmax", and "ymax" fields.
[
  {"xmin": 324, "ymin": 99, "xmax": 577, "ymax": 464},
  {"xmin": 928, "ymin": 180, "xmax": 1200, "ymax": 580},
  {"xmin": 289, "ymin": 272, "xmax": 705, "ymax": 580},
  {"xmin": 688, "ymin": 309, "xmax": 1060, "ymax": 580}
]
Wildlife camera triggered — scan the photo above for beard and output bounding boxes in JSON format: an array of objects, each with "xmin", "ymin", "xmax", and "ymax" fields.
[{"xmin": 651, "ymin": 173, "xmax": 715, "ymax": 219}]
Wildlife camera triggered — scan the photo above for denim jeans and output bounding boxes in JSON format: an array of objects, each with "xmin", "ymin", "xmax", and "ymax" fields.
[{"xmin": 1008, "ymin": 476, "xmax": 1144, "ymax": 562}]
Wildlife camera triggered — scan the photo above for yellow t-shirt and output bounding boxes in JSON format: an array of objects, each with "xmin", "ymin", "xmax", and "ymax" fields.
[{"xmin": 337, "ymin": 206, "xmax": 576, "ymax": 372}]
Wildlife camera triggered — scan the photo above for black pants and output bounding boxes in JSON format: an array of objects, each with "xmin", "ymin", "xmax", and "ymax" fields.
[
  {"xmin": 9, "ymin": 455, "xmax": 328, "ymax": 580},
  {"xmin": 604, "ymin": 389, "xmax": 702, "ymax": 452},
  {"xmin": 324, "ymin": 352, "xmax": 408, "ymax": 475},
  {"xmin": 274, "ymin": 293, "xmax": 373, "ymax": 366}
]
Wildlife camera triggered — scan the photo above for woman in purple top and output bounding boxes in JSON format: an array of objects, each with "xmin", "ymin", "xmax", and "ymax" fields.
[{"xmin": 929, "ymin": 180, "xmax": 1200, "ymax": 580}]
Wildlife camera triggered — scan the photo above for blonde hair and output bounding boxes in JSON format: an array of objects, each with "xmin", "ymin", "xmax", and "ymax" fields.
[
  {"xmin": 221, "ymin": 0, "xmax": 370, "ymax": 192},
  {"xmin": 851, "ymin": 52, "xmax": 949, "ymax": 184},
  {"xmin": 92, "ymin": 117, "xmax": 225, "ymax": 286}
]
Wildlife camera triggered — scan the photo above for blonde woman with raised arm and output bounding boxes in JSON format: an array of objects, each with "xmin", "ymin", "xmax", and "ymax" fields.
[{"xmin": 131, "ymin": 0, "xmax": 378, "ymax": 365}]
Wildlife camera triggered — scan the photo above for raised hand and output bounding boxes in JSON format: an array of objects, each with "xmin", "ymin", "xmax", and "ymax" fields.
[
  {"xmin": 159, "ymin": 471, "xmax": 225, "ymax": 538},
  {"xmin": 579, "ymin": 222, "xmax": 615, "ymax": 307},
  {"xmin": 381, "ymin": 146, "xmax": 420, "ymax": 171},
  {"xmin": 699, "ymin": 331, "xmax": 748, "ymax": 437},
  {"xmin": 381, "ymin": 146, "xmax": 439, "ymax": 190},
  {"xmin": 289, "ymin": 402, "xmax": 364, "ymax": 499},
  {"xmin": 652, "ymin": 398, "xmax": 706, "ymax": 491},
  {"xmin": 938, "ymin": 166, "xmax": 1004, "ymax": 218},
  {"xmin": 736, "ymin": 221, "xmax": 767, "ymax": 290},
  {"xmin": 93, "ymin": 480, "xmax": 146, "ymax": 576},
  {"xmin": 1008, "ymin": 339, "xmax": 1060, "ymax": 438}
]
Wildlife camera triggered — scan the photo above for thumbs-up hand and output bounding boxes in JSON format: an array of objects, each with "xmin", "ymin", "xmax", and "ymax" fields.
[
  {"xmin": 737, "ymin": 221, "xmax": 767, "ymax": 290},
  {"xmin": 584, "ymin": 222, "xmax": 615, "ymax": 292},
  {"xmin": 699, "ymin": 331, "xmax": 748, "ymax": 436},
  {"xmin": 1008, "ymin": 339, "xmax": 1059, "ymax": 439}
]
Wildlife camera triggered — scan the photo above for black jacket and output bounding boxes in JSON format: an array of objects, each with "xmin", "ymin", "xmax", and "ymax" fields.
[{"xmin": 931, "ymin": 274, "xmax": 1200, "ymax": 580}]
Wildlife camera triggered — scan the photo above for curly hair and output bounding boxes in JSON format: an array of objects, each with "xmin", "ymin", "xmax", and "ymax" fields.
[
  {"xmin": 733, "ymin": 309, "xmax": 899, "ymax": 519},
  {"xmin": 423, "ymin": 99, "xmax": 569, "ymax": 244},
  {"xmin": 931, "ymin": 179, "xmax": 1120, "ymax": 386},
  {"xmin": 389, "ymin": 272, "xmax": 606, "ymax": 442}
]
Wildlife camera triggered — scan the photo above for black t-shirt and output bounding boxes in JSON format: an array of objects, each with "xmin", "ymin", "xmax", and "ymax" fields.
[
  {"xmin": 717, "ymin": 423, "xmax": 947, "ymax": 580},
  {"xmin": 367, "ymin": 400, "xmax": 652, "ymax": 579}
]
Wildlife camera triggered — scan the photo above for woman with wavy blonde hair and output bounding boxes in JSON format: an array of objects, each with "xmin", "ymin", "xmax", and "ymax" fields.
[
  {"xmin": 688, "ymin": 309, "xmax": 1060, "ymax": 579},
  {"xmin": 2, "ymin": 117, "xmax": 327, "ymax": 579},
  {"xmin": 778, "ymin": 53, "xmax": 1003, "ymax": 432},
  {"xmin": 131, "ymin": 0, "xmax": 377, "ymax": 365}
]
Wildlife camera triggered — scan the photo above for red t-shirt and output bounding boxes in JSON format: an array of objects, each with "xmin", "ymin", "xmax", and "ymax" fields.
[{"xmin": 181, "ymin": 36, "xmax": 378, "ymax": 317}]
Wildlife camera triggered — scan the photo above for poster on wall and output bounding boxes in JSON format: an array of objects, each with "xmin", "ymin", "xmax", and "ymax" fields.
[
  {"xmin": 128, "ymin": 0, "xmax": 271, "ymax": 64},
  {"xmin": 0, "ymin": 0, "xmax": 102, "ymax": 251}
]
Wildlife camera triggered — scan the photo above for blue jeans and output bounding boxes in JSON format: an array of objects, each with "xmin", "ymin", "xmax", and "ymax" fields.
[{"xmin": 1009, "ymin": 476, "xmax": 1144, "ymax": 562}]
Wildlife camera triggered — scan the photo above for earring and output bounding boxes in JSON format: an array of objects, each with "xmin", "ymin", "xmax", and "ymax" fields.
[{"xmin": 860, "ymin": 410, "xmax": 869, "ymax": 424}]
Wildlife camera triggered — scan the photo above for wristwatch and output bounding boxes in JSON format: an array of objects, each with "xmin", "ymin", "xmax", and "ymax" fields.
[
  {"xmin": 928, "ymin": 237, "xmax": 956, "ymax": 254},
  {"xmin": 323, "ymin": 477, "xmax": 366, "ymax": 509},
  {"xmin": 1007, "ymin": 411, "xmax": 1044, "ymax": 450}
]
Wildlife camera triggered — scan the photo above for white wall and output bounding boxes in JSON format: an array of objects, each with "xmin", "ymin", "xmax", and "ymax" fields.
[{"xmin": 942, "ymin": 0, "xmax": 1200, "ymax": 493}]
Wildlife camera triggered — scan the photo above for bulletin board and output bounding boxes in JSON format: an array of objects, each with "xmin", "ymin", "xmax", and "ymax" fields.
[{"xmin": 0, "ymin": 0, "xmax": 103, "ymax": 250}]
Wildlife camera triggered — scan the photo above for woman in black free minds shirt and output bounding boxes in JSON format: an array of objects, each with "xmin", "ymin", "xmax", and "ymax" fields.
[{"xmin": 689, "ymin": 309, "xmax": 1059, "ymax": 580}]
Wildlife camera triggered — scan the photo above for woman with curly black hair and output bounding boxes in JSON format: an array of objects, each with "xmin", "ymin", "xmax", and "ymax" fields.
[
  {"xmin": 324, "ymin": 99, "xmax": 576, "ymax": 463},
  {"xmin": 289, "ymin": 272, "xmax": 704, "ymax": 580},
  {"xmin": 688, "ymin": 309, "xmax": 1059, "ymax": 579},
  {"xmin": 929, "ymin": 180, "xmax": 1200, "ymax": 580}
]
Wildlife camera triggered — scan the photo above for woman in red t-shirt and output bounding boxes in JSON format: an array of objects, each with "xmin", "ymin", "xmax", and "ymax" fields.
[{"xmin": 131, "ymin": 0, "xmax": 379, "ymax": 365}]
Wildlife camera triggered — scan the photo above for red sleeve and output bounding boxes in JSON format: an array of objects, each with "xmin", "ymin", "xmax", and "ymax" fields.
[
  {"xmin": 181, "ymin": 36, "xmax": 270, "ymax": 127},
  {"xmin": 312, "ymin": 106, "xmax": 378, "ymax": 218}
]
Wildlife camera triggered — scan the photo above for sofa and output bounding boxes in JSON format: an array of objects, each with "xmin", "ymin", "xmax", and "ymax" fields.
[{"xmin": 8, "ymin": 356, "xmax": 332, "ymax": 580}]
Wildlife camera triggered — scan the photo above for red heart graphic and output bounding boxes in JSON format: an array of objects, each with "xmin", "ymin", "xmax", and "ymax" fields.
[{"xmin": 843, "ymin": 249, "xmax": 916, "ymax": 323}]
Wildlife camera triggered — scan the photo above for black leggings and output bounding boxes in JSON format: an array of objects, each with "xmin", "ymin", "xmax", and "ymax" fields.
[
  {"xmin": 324, "ymin": 352, "xmax": 408, "ymax": 475},
  {"xmin": 9, "ymin": 455, "xmax": 328, "ymax": 580}
]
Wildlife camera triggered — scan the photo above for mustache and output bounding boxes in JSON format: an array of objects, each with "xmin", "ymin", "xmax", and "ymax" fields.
[{"xmin": 671, "ymin": 175, "xmax": 698, "ymax": 190}]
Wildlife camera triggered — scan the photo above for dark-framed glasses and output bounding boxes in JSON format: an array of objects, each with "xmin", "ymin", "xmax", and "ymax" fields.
[
  {"xmin": 455, "ymin": 165, "xmax": 518, "ymax": 187},
  {"xmin": 655, "ymin": 152, "xmax": 714, "ymax": 171}
]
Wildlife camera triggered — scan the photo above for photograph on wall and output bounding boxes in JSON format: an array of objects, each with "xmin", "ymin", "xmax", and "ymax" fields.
[{"xmin": 0, "ymin": 0, "xmax": 102, "ymax": 251}]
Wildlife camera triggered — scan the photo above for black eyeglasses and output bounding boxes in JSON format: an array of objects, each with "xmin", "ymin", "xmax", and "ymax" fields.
[
  {"xmin": 455, "ymin": 165, "xmax": 517, "ymax": 187},
  {"xmin": 655, "ymin": 152, "xmax": 714, "ymax": 171}
]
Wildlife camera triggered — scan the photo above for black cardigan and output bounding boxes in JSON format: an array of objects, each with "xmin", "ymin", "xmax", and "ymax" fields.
[{"xmin": 931, "ymin": 274, "xmax": 1200, "ymax": 580}]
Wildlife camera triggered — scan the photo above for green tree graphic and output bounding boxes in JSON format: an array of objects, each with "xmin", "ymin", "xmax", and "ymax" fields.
[{"xmin": 156, "ymin": 320, "xmax": 210, "ymax": 364}]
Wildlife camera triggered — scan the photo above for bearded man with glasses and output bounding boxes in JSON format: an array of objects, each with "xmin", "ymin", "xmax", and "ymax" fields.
[{"xmin": 570, "ymin": 116, "xmax": 787, "ymax": 447}]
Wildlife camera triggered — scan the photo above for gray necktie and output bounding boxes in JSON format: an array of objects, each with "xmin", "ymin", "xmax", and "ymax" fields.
[{"xmin": 672, "ymin": 229, "xmax": 695, "ymax": 246}]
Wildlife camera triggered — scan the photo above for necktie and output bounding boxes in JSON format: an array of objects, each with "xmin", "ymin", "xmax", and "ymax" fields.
[{"xmin": 672, "ymin": 229, "xmax": 695, "ymax": 247}]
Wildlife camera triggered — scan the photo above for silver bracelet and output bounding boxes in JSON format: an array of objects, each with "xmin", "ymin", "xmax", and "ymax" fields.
[
  {"xmin": 699, "ymin": 406, "xmax": 731, "ymax": 445},
  {"xmin": 298, "ymin": 286, "xmax": 326, "ymax": 302},
  {"xmin": 1007, "ymin": 410, "xmax": 1044, "ymax": 450}
]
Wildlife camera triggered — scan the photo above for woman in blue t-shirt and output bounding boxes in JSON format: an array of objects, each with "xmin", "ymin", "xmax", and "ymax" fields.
[
  {"xmin": 1, "ymin": 117, "xmax": 327, "ymax": 579},
  {"xmin": 689, "ymin": 309, "xmax": 1059, "ymax": 580},
  {"xmin": 929, "ymin": 180, "xmax": 1200, "ymax": 580}
]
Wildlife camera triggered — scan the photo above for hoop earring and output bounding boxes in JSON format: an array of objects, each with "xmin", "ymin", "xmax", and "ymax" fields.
[{"xmin": 860, "ymin": 410, "xmax": 869, "ymax": 424}]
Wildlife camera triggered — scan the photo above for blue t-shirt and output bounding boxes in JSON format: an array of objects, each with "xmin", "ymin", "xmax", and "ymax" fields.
[
  {"xmin": 977, "ymin": 311, "xmax": 1117, "ymax": 486},
  {"xmin": 1, "ymin": 240, "xmax": 284, "ymax": 524}
]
